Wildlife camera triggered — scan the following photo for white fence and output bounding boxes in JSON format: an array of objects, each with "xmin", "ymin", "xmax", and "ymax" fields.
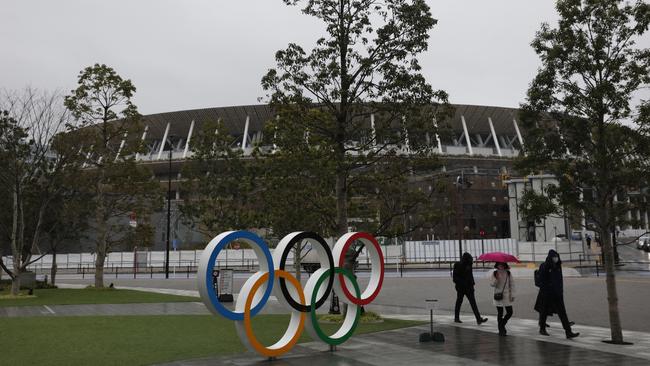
[
  {"xmin": 401, "ymin": 238, "xmax": 518, "ymax": 263},
  {"xmin": 1, "ymin": 237, "xmax": 591, "ymax": 273},
  {"xmin": 2, "ymin": 238, "xmax": 523, "ymax": 272},
  {"xmin": 517, "ymin": 240, "xmax": 584, "ymax": 262}
]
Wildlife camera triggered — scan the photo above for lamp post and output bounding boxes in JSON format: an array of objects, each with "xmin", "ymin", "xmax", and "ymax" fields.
[
  {"xmin": 165, "ymin": 137, "xmax": 175, "ymax": 279},
  {"xmin": 456, "ymin": 171, "xmax": 472, "ymax": 260}
]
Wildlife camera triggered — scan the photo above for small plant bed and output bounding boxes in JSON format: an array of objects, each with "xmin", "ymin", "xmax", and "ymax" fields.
[
  {"xmin": 319, "ymin": 311, "xmax": 384, "ymax": 324},
  {"xmin": 0, "ymin": 288, "xmax": 199, "ymax": 307}
]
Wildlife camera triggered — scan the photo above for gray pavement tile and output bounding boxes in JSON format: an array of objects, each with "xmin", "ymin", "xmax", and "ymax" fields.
[{"xmin": 156, "ymin": 324, "xmax": 650, "ymax": 366}]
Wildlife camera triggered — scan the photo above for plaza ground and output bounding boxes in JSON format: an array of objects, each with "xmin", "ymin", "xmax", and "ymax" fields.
[{"xmin": 2, "ymin": 245, "xmax": 649, "ymax": 365}]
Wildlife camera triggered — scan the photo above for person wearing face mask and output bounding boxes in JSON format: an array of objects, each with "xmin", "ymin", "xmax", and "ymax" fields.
[
  {"xmin": 534, "ymin": 249, "xmax": 580, "ymax": 338},
  {"xmin": 490, "ymin": 262, "xmax": 514, "ymax": 336},
  {"xmin": 453, "ymin": 252, "xmax": 488, "ymax": 325}
]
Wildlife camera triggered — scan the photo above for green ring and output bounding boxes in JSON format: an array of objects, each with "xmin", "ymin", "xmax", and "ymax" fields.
[{"xmin": 309, "ymin": 267, "xmax": 361, "ymax": 345}]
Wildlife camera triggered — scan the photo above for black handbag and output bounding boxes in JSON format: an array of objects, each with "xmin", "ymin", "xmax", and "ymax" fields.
[{"xmin": 494, "ymin": 273, "xmax": 509, "ymax": 301}]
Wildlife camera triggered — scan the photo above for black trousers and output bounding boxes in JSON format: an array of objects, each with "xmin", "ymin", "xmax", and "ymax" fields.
[
  {"xmin": 539, "ymin": 299, "xmax": 571, "ymax": 330},
  {"xmin": 455, "ymin": 288, "xmax": 482, "ymax": 321},
  {"xmin": 497, "ymin": 306, "xmax": 513, "ymax": 329}
]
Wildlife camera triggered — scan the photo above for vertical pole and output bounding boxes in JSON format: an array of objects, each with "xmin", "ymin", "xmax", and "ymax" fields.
[
  {"xmin": 433, "ymin": 118, "xmax": 443, "ymax": 154},
  {"xmin": 461, "ymin": 116, "xmax": 473, "ymax": 156},
  {"xmin": 158, "ymin": 123, "xmax": 171, "ymax": 160},
  {"xmin": 457, "ymin": 173, "xmax": 464, "ymax": 260},
  {"xmin": 513, "ymin": 119, "xmax": 524, "ymax": 149},
  {"xmin": 135, "ymin": 125, "xmax": 148, "ymax": 161},
  {"xmin": 183, "ymin": 120, "xmax": 195, "ymax": 159},
  {"xmin": 166, "ymin": 145, "xmax": 172, "ymax": 279},
  {"xmin": 242, "ymin": 116, "xmax": 251, "ymax": 155},
  {"xmin": 488, "ymin": 117, "xmax": 502, "ymax": 156}
]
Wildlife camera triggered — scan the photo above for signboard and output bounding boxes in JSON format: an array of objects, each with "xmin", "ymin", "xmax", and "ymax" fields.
[
  {"xmin": 218, "ymin": 268, "xmax": 234, "ymax": 302},
  {"xmin": 422, "ymin": 240, "xmax": 440, "ymax": 246}
]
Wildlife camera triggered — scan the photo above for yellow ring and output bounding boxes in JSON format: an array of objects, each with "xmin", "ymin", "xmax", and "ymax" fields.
[{"xmin": 243, "ymin": 270, "xmax": 306, "ymax": 357}]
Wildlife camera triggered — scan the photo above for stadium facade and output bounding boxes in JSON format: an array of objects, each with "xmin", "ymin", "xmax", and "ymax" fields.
[{"xmin": 126, "ymin": 104, "xmax": 524, "ymax": 252}]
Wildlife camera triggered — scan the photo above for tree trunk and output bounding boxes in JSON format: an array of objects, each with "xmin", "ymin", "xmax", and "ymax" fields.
[
  {"xmin": 294, "ymin": 243, "xmax": 302, "ymax": 283},
  {"xmin": 10, "ymin": 184, "xmax": 21, "ymax": 296},
  {"xmin": 601, "ymin": 227, "xmax": 624, "ymax": 343},
  {"xmin": 50, "ymin": 251, "xmax": 57, "ymax": 286},
  {"xmin": 335, "ymin": 171, "xmax": 348, "ymax": 236},
  {"xmin": 10, "ymin": 275, "xmax": 21, "ymax": 296},
  {"xmin": 94, "ymin": 223, "xmax": 108, "ymax": 288},
  {"xmin": 95, "ymin": 254, "xmax": 105, "ymax": 288},
  {"xmin": 94, "ymin": 177, "xmax": 107, "ymax": 289}
]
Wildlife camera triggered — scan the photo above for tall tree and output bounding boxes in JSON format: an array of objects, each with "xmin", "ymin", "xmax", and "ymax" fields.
[
  {"xmin": 65, "ymin": 64, "xmax": 162, "ymax": 288},
  {"xmin": 0, "ymin": 89, "xmax": 82, "ymax": 294},
  {"xmin": 261, "ymin": 0, "xmax": 450, "ymax": 248},
  {"xmin": 180, "ymin": 120, "xmax": 267, "ymax": 237},
  {"xmin": 516, "ymin": 0, "xmax": 650, "ymax": 344}
]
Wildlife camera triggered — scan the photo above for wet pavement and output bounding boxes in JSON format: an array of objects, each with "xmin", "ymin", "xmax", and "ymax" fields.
[
  {"xmin": 54, "ymin": 269, "xmax": 650, "ymax": 333},
  {"xmin": 156, "ymin": 323, "xmax": 650, "ymax": 366}
]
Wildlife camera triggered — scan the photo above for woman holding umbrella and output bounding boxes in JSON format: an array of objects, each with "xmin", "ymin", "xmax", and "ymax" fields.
[
  {"xmin": 479, "ymin": 252, "xmax": 519, "ymax": 337},
  {"xmin": 490, "ymin": 262, "xmax": 515, "ymax": 336}
]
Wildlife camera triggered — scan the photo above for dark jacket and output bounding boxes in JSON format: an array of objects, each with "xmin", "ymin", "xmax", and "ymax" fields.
[
  {"xmin": 453, "ymin": 253, "xmax": 475, "ymax": 292},
  {"xmin": 534, "ymin": 249, "xmax": 564, "ymax": 314}
]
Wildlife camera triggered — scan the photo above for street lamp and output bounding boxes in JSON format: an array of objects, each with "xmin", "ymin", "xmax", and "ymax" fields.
[
  {"xmin": 456, "ymin": 172, "xmax": 472, "ymax": 260},
  {"xmin": 165, "ymin": 136, "xmax": 177, "ymax": 279}
]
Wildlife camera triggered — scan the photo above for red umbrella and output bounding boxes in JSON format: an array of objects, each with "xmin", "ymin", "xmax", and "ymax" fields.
[{"xmin": 478, "ymin": 252, "xmax": 520, "ymax": 263}]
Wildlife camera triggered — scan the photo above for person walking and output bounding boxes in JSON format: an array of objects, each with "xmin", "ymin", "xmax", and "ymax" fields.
[
  {"xmin": 453, "ymin": 252, "xmax": 488, "ymax": 325},
  {"xmin": 490, "ymin": 262, "xmax": 514, "ymax": 336},
  {"xmin": 534, "ymin": 249, "xmax": 580, "ymax": 338},
  {"xmin": 586, "ymin": 233, "xmax": 592, "ymax": 249}
]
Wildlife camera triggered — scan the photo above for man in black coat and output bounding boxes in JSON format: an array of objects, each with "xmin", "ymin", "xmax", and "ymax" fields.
[
  {"xmin": 535, "ymin": 249, "xmax": 580, "ymax": 338},
  {"xmin": 453, "ymin": 252, "xmax": 488, "ymax": 324}
]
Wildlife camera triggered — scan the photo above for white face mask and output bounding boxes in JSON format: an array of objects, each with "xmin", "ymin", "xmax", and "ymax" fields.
[{"xmin": 552, "ymin": 257, "xmax": 559, "ymax": 264}]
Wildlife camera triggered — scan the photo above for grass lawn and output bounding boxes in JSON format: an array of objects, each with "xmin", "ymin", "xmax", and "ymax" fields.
[
  {"xmin": 0, "ymin": 288, "xmax": 198, "ymax": 307},
  {"xmin": 0, "ymin": 315, "xmax": 424, "ymax": 366}
]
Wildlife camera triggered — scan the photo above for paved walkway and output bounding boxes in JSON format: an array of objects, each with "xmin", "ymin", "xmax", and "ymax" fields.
[
  {"xmin": 4, "ymin": 294, "xmax": 649, "ymax": 365},
  {"xmin": 4, "ymin": 281, "xmax": 650, "ymax": 365},
  {"xmin": 157, "ymin": 322, "xmax": 650, "ymax": 366}
]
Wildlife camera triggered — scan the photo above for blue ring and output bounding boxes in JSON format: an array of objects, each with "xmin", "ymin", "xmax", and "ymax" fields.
[{"xmin": 204, "ymin": 231, "xmax": 274, "ymax": 321}]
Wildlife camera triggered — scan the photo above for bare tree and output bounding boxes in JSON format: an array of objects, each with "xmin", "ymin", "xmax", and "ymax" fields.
[{"xmin": 0, "ymin": 88, "xmax": 81, "ymax": 295}]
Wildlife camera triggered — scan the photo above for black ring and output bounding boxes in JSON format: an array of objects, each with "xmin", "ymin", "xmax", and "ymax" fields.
[{"xmin": 278, "ymin": 232, "xmax": 335, "ymax": 312}]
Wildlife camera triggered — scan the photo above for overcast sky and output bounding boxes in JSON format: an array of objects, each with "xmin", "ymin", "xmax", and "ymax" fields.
[{"xmin": 1, "ymin": 0, "xmax": 648, "ymax": 115}]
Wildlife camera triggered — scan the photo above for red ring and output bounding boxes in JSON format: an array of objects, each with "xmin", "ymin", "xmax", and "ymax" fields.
[{"xmin": 337, "ymin": 232, "xmax": 384, "ymax": 306}]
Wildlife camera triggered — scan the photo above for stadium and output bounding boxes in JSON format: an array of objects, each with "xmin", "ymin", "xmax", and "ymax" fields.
[{"xmin": 127, "ymin": 103, "xmax": 525, "ymax": 252}]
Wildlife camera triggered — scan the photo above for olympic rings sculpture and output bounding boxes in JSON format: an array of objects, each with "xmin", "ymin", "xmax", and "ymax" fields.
[{"xmin": 197, "ymin": 231, "xmax": 385, "ymax": 357}]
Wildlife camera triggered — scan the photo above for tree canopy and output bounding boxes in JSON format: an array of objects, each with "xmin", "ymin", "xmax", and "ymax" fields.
[{"xmin": 516, "ymin": 0, "xmax": 650, "ymax": 344}]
